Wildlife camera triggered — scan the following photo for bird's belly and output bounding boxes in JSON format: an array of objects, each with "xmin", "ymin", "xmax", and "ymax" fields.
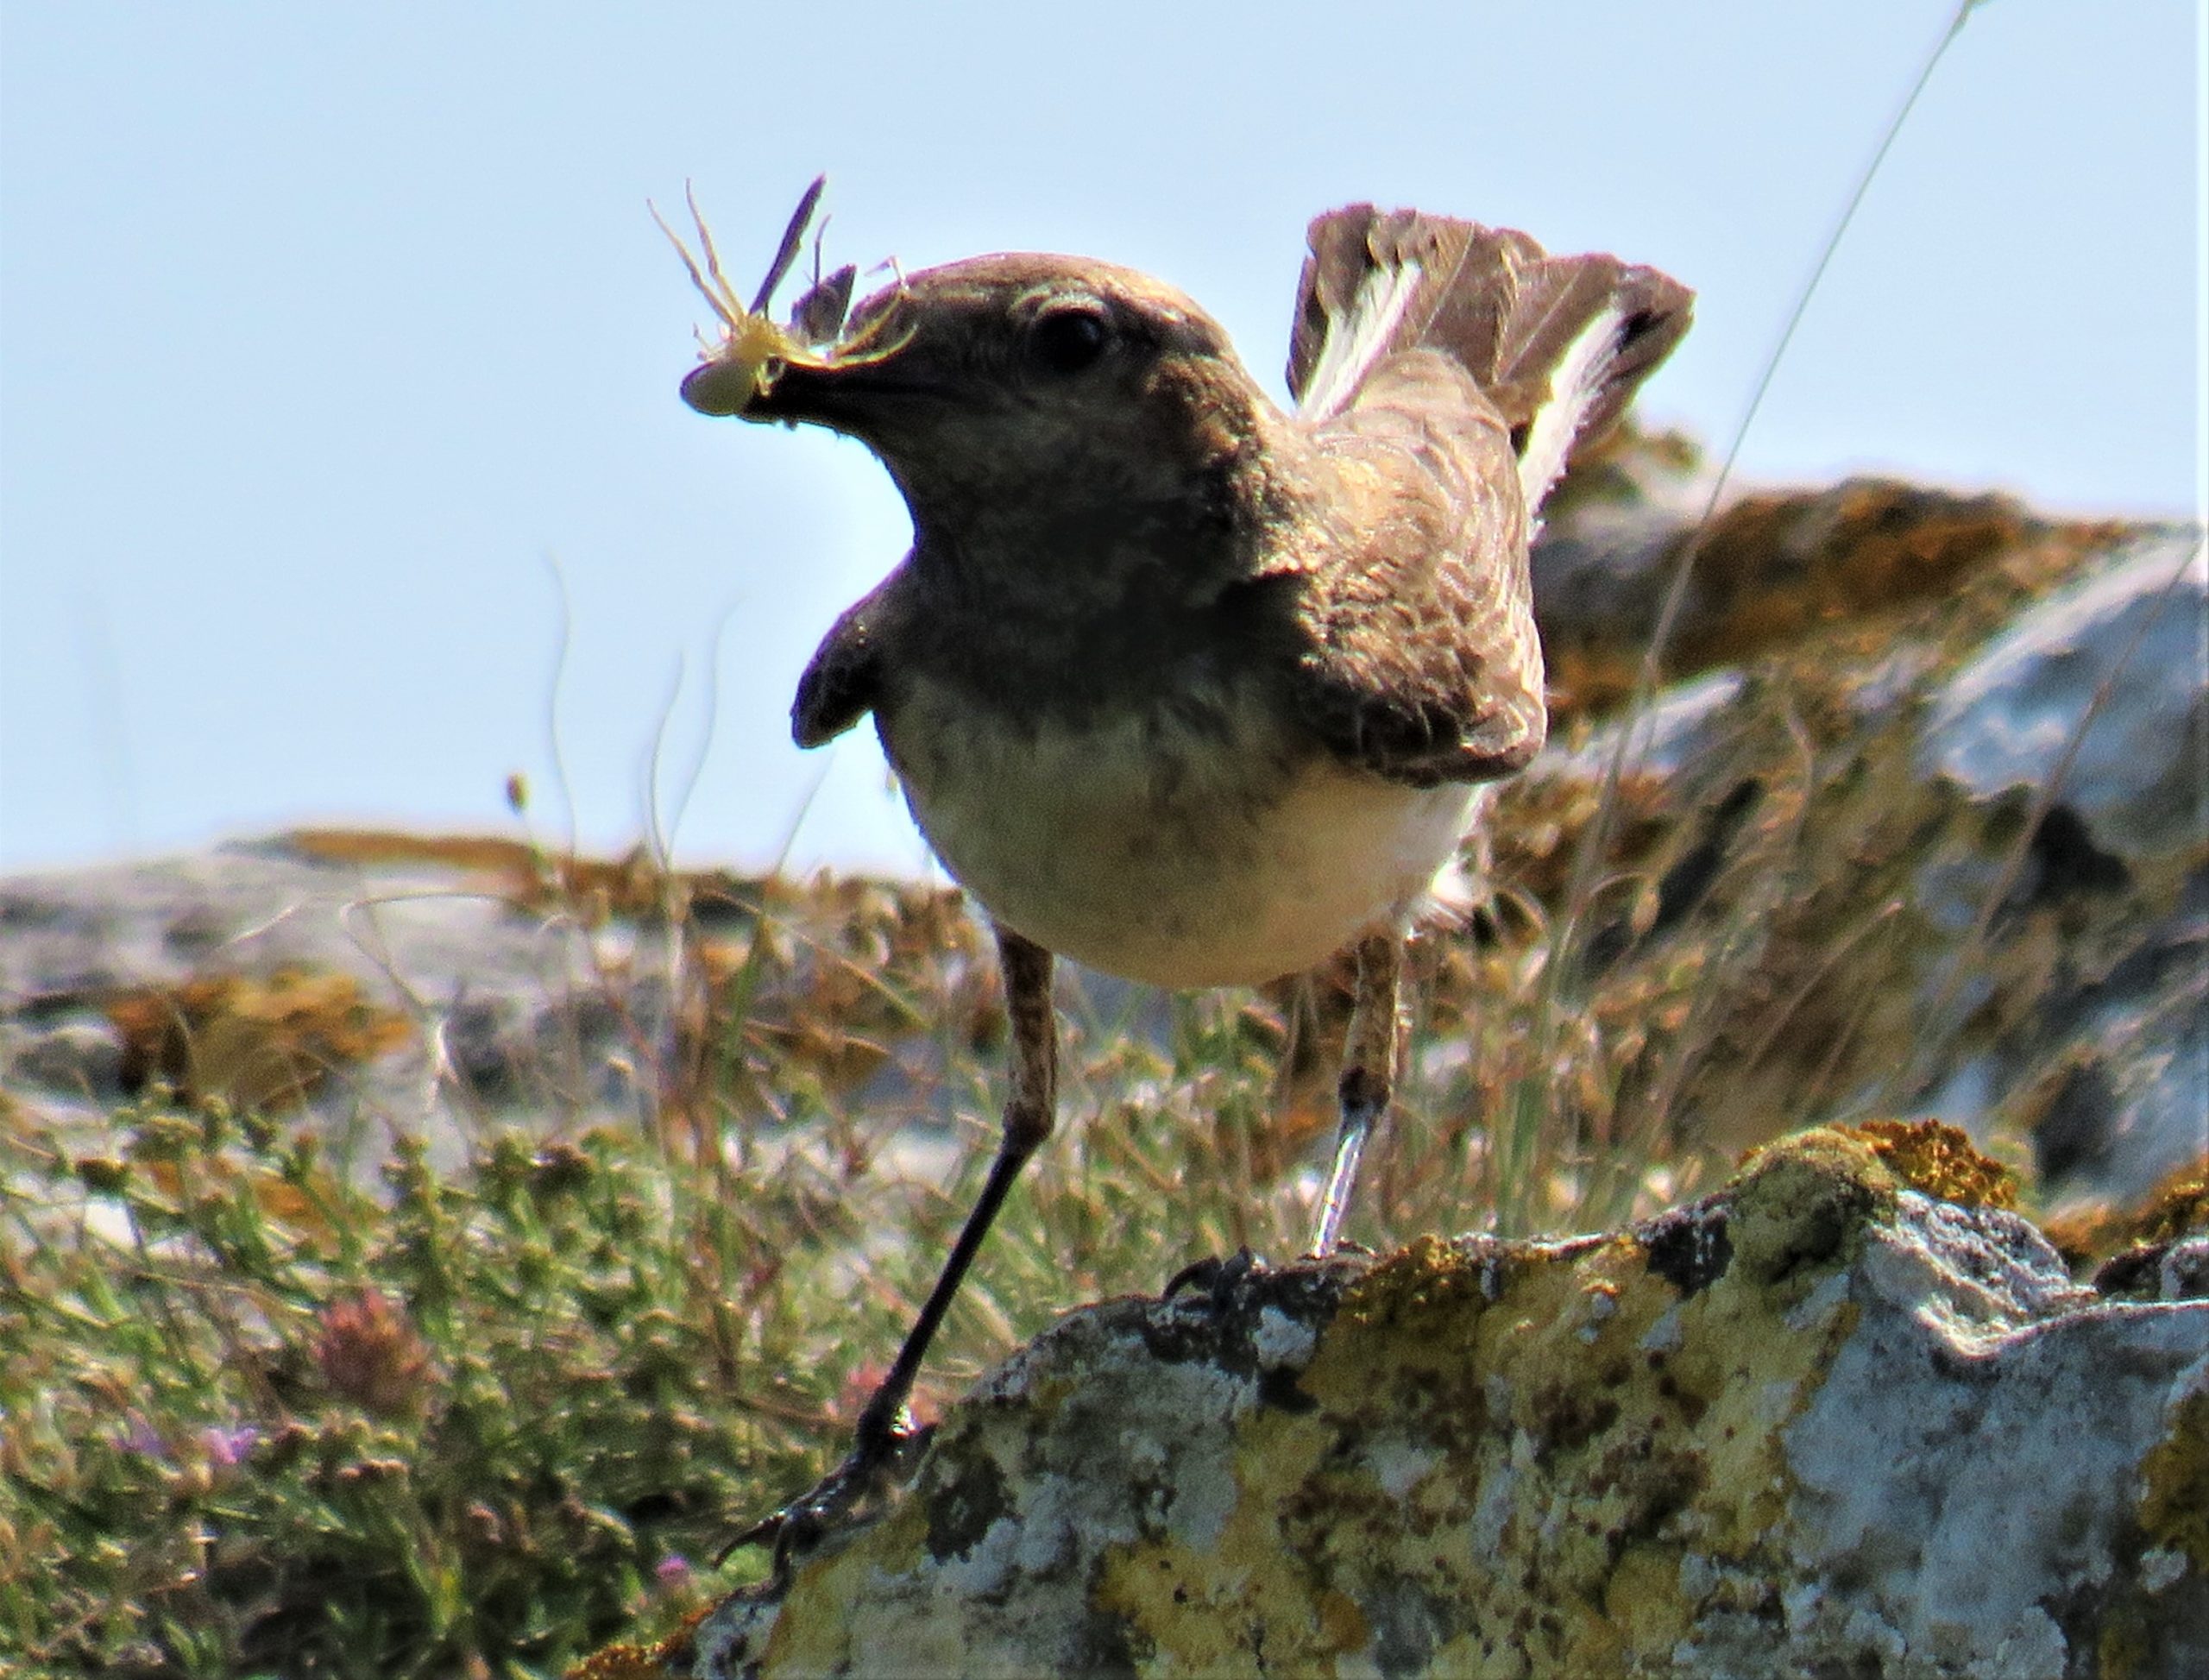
[{"xmin": 880, "ymin": 686, "xmax": 1482, "ymax": 988}]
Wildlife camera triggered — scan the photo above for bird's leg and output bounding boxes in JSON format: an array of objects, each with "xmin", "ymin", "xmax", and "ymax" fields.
[
  {"xmin": 737, "ymin": 925, "xmax": 1057, "ymax": 1571},
  {"xmin": 1306, "ymin": 931, "xmax": 1403, "ymax": 1256},
  {"xmin": 847, "ymin": 926, "xmax": 1056, "ymax": 1457}
]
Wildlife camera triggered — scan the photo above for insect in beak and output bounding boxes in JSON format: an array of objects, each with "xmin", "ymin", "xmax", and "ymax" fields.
[{"xmin": 654, "ymin": 174, "xmax": 911, "ymax": 417}]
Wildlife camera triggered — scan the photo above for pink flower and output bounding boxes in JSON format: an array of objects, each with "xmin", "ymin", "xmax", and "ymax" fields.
[
  {"xmin": 313, "ymin": 1288, "xmax": 435, "ymax": 1416},
  {"xmin": 199, "ymin": 1424, "xmax": 261, "ymax": 1467}
]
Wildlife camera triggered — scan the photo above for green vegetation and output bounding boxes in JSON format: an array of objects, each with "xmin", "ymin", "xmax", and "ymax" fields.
[
  {"xmin": 4, "ymin": 1101, "xmax": 766, "ymax": 1677},
  {"xmin": 0, "ymin": 851, "xmax": 1717, "ymax": 1677}
]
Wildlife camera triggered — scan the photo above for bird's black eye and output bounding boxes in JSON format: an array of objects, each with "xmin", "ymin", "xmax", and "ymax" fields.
[{"xmin": 1029, "ymin": 306, "xmax": 1111, "ymax": 375}]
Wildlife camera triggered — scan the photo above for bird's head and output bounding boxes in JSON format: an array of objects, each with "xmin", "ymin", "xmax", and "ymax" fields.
[{"xmin": 683, "ymin": 255, "xmax": 1298, "ymax": 589}]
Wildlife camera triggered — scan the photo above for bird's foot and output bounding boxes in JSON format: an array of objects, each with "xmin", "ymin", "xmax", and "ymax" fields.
[
  {"xmin": 721, "ymin": 1407, "xmax": 933, "ymax": 1580},
  {"xmin": 1163, "ymin": 1245, "xmax": 1267, "ymax": 1310}
]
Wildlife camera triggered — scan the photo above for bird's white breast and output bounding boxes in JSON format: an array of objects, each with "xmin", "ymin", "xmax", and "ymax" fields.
[{"xmin": 881, "ymin": 679, "xmax": 1482, "ymax": 988}]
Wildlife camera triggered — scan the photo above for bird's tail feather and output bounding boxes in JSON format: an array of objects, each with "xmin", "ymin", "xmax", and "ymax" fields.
[{"xmin": 1287, "ymin": 205, "xmax": 1693, "ymax": 508}]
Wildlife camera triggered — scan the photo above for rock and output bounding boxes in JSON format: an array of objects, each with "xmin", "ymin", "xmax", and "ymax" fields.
[
  {"xmin": 1920, "ymin": 535, "xmax": 2206, "ymax": 860},
  {"xmin": 1492, "ymin": 516, "xmax": 2206, "ymax": 1205},
  {"xmin": 646, "ymin": 1125, "xmax": 2206, "ymax": 1680},
  {"xmin": 1529, "ymin": 449, "xmax": 2095, "ymax": 729},
  {"xmin": 1914, "ymin": 535, "xmax": 2209, "ymax": 1200},
  {"xmin": 0, "ymin": 834, "xmax": 994, "ymax": 1174}
]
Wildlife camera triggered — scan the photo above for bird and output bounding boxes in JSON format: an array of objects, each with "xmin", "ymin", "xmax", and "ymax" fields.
[{"xmin": 672, "ymin": 185, "xmax": 1691, "ymax": 1563}]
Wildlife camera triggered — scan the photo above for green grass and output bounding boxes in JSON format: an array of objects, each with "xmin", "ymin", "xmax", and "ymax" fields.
[{"xmin": 3, "ymin": 1102, "xmax": 780, "ymax": 1677}]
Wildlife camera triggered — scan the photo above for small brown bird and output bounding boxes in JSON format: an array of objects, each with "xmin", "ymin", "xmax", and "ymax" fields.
[{"xmin": 677, "ymin": 189, "xmax": 1690, "ymax": 1557}]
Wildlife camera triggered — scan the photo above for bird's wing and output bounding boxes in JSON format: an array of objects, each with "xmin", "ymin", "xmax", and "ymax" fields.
[
  {"xmin": 1277, "ymin": 353, "xmax": 1549, "ymax": 788},
  {"xmin": 791, "ymin": 573, "xmax": 899, "ymax": 748},
  {"xmin": 1276, "ymin": 204, "xmax": 1692, "ymax": 785}
]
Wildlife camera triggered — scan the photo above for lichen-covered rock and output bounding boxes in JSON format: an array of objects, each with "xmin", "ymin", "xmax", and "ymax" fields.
[
  {"xmin": 1919, "ymin": 537, "xmax": 2206, "ymax": 861},
  {"xmin": 1914, "ymin": 534, "xmax": 2208, "ymax": 1199},
  {"xmin": 1490, "ymin": 516, "xmax": 2206, "ymax": 1205},
  {"xmin": 0, "ymin": 834, "xmax": 993, "ymax": 1170},
  {"xmin": 665, "ymin": 1126, "xmax": 2206, "ymax": 1680},
  {"xmin": 1532, "ymin": 463, "xmax": 2074, "ymax": 727}
]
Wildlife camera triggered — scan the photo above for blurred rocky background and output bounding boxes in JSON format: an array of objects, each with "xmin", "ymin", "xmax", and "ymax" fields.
[{"xmin": 7, "ymin": 437, "xmax": 2200, "ymax": 1222}]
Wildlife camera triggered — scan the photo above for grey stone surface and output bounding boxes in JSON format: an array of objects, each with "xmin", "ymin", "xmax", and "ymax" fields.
[
  {"xmin": 1922, "ymin": 532, "xmax": 2207, "ymax": 859},
  {"xmin": 675, "ymin": 1134, "xmax": 2208, "ymax": 1679}
]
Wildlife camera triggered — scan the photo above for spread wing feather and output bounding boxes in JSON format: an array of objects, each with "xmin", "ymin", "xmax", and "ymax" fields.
[{"xmin": 1281, "ymin": 204, "xmax": 1692, "ymax": 787}]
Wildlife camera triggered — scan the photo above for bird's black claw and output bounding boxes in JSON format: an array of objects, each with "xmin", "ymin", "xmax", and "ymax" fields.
[
  {"xmin": 720, "ymin": 1414, "xmax": 933, "ymax": 1578},
  {"xmin": 1164, "ymin": 1245, "xmax": 1266, "ymax": 1309}
]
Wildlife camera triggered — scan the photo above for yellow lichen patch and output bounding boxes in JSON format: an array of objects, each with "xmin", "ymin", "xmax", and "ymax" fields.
[
  {"xmin": 1543, "ymin": 480, "xmax": 2123, "ymax": 734},
  {"xmin": 1094, "ymin": 1411, "xmax": 1350, "ymax": 1673},
  {"xmin": 1314, "ymin": 1587, "xmax": 1370, "ymax": 1653},
  {"xmin": 1667, "ymin": 481, "xmax": 2036, "ymax": 676},
  {"xmin": 2045, "ymin": 1155, "xmax": 2209, "ymax": 1271},
  {"xmin": 1602, "ymin": 1543, "xmax": 1694, "ymax": 1658},
  {"xmin": 1301, "ymin": 1235, "xmax": 1497, "ymax": 1462},
  {"xmin": 2124, "ymin": 1154, "xmax": 2209, "ymax": 1246},
  {"xmin": 1292, "ymin": 1220, "xmax": 1861, "ymax": 1677},
  {"xmin": 1728, "ymin": 1127, "xmax": 1897, "ymax": 1286},
  {"xmin": 1833, "ymin": 1117, "xmax": 2021, "ymax": 1210},
  {"xmin": 1424, "ymin": 1627, "xmax": 1531, "ymax": 1680},
  {"xmin": 1660, "ymin": 1321, "xmax": 1857, "ymax": 1577},
  {"xmin": 1100, "ymin": 1245, "xmax": 1490, "ymax": 1670},
  {"xmin": 1097, "ymin": 1534, "xmax": 1329, "ymax": 1673},
  {"xmin": 283, "ymin": 825, "xmax": 752, "ymax": 922},
  {"xmin": 1540, "ymin": 481, "xmax": 2072, "ymax": 721},
  {"xmin": 107, "ymin": 966, "xmax": 412, "ymax": 1115},
  {"xmin": 563, "ymin": 1606, "xmax": 708, "ymax": 1680},
  {"xmin": 286, "ymin": 825, "xmax": 558, "ymax": 873},
  {"xmin": 2136, "ymin": 1384, "xmax": 2209, "ymax": 1572},
  {"xmin": 1454, "ymin": 1251, "xmax": 1706, "ymax": 1672},
  {"xmin": 565, "ymin": 1645, "xmax": 666, "ymax": 1680},
  {"xmin": 1330, "ymin": 1233, "xmax": 1490, "ymax": 1337},
  {"xmin": 764, "ymin": 1493, "xmax": 937, "ymax": 1674}
]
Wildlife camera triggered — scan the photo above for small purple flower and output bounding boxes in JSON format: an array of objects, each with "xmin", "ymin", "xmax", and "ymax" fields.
[
  {"xmin": 199, "ymin": 1424, "xmax": 261, "ymax": 1467},
  {"xmin": 122, "ymin": 1413, "xmax": 168, "ymax": 1461},
  {"xmin": 655, "ymin": 1553, "xmax": 694, "ymax": 1591}
]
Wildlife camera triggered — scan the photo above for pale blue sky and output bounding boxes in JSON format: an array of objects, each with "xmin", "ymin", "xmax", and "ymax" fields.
[{"xmin": 2, "ymin": 2, "xmax": 2200, "ymax": 877}]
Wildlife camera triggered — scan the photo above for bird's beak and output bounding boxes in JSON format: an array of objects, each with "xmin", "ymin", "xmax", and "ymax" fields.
[
  {"xmin": 680, "ymin": 298, "xmax": 937, "ymax": 429},
  {"xmin": 681, "ymin": 357, "xmax": 926, "ymax": 427}
]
